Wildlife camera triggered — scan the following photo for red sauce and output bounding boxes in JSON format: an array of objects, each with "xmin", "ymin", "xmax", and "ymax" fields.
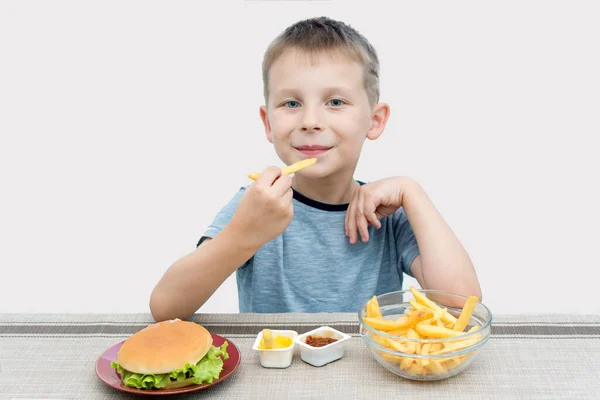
[{"xmin": 305, "ymin": 335, "xmax": 338, "ymax": 347}]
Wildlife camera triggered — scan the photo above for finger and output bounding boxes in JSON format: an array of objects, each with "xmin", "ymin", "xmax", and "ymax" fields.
[
  {"xmin": 347, "ymin": 192, "xmax": 360, "ymax": 244},
  {"xmin": 364, "ymin": 194, "xmax": 382, "ymax": 229},
  {"xmin": 356, "ymin": 191, "xmax": 370, "ymax": 242},
  {"xmin": 344, "ymin": 196, "xmax": 351, "ymax": 237},
  {"xmin": 281, "ymin": 186, "xmax": 293, "ymax": 205},
  {"xmin": 344, "ymin": 189, "xmax": 359, "ymax": 237},
  {"xmin": 271, "ymin": 173, "xmax": 293, "ymax": 196},
  {"xmin": 255, "ymin": 166, "xmax": 282, "ymax": 186},
  {"xmin": 345, "ymin": 191, "xmax": 355, "ymax": 240}
]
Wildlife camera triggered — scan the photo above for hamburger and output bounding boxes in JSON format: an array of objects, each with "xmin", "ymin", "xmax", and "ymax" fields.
[{"xmin": 110, "ymin": 319, "xmax": 229, "ymax": 390}]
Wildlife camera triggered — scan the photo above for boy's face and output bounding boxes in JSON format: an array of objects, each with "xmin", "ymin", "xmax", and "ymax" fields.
[{"xmin": 260, "ymin": 48, "xmax": 389, "ymax": 180}]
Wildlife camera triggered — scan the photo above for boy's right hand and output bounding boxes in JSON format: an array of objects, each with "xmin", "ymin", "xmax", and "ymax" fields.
[{"xmin": 228, "ymin": 166, "xmax": 294, "ymax": 250}]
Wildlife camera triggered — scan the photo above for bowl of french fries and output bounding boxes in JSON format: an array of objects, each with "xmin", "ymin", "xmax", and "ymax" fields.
[{"xmin": 359, "ymin": 286, "xmax": 492, "ymax": 381}]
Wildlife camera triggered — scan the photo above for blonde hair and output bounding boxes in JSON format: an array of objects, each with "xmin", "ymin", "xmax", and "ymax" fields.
[{"xmin": 262, "ymin": 17, "xmax": 380, "ymax": 105}]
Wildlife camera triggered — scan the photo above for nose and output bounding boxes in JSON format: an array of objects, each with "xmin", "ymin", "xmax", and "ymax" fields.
[{"xmin": 300, "ymin": 106, "xmax": 324, "ymax": 133}]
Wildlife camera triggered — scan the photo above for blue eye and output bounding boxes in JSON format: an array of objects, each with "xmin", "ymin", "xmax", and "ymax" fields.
[
  {"xmin": 284, "ymin": 101, "xmax": 301, "ymax": 108},
  {"xmin": 327, "ymin": 99, "xmax": 345, "ymax": 106}
]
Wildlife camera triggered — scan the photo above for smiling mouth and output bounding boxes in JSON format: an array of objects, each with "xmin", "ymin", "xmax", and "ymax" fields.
[{"xmin": 294, "ymin": 145, "xmax": 332, "ymax": 157}]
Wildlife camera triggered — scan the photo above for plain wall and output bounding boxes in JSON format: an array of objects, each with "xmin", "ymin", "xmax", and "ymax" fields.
[{"xmin": 1, "ymin": 0, "xmax": 599, "ymax": 315}]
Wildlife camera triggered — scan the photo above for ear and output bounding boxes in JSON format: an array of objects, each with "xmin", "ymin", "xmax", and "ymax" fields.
[
  {"xmin": 259, "ymin": 105, "xmax": 273, "ymax": 143},
  {"xmin": 366, "ymin": 102, "xmax": 390, "ymax": 141}
]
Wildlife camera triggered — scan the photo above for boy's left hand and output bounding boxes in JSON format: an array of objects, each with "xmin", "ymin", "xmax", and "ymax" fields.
[{"xmin": 345, "ymin": 176, "xmax": 409, "ymax": 244}]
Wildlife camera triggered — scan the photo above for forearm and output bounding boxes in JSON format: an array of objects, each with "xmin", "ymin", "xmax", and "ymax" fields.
[
  {"xmin": 402, "ymin": 178, "xmax": 482, "ymax": 299},
  {"xmin": 150, "ymin": 225, "xmax": 258, "ymax": 322}
]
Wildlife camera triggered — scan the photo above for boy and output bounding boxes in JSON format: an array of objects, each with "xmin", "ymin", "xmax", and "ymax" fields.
[{"xmin": 150, "ymin": 17, "xmax": 481, "ymax": 321}]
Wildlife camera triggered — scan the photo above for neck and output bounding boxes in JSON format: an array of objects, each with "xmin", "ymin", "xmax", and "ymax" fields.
[{"xmin": 292, "ymin": 172, "xmax": 360, "ymax": 205}]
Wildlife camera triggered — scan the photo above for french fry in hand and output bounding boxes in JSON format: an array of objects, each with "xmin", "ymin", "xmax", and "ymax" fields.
[{"xmin": 248, "ymin": 158, "xmax": 317, "ymax": 180}]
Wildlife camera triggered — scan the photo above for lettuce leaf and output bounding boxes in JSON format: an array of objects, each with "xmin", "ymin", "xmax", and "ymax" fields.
[
  {"xmin": 192, "ymin": 341, "xmax": 229, "ymax": 385},
  {"xmin": 111, "ymin": 341, "xmax": 229, "ymax": 390}
]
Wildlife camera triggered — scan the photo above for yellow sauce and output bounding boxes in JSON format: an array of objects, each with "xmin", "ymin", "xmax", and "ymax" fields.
[{"xmin": 259, "ymin": 334, "xmax": 293, "ymax": 349}]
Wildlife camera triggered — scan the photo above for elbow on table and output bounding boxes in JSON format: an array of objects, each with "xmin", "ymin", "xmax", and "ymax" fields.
[
  {"xmin": 461, "ymin": 282, "xmax": 483, "ymax": 302},
  {"xmin": 449, "ymin": 281, "xmax": 483, "ymax": 303},
  {"xmin": 149, "ymin": 288, "xmax": 185, "ymax": 322},
  {"xmin": 149, "ymin": 289, "xmax": 166, "ymax": 322}
]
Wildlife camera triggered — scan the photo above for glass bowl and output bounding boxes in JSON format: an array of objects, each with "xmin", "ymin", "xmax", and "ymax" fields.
[{"xmin": 358, "ymin": 289, "xmax": 492, "ymax": 381}]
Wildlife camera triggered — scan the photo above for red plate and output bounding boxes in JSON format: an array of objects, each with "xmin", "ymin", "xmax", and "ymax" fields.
[{"xmin": 96, "ymin": 334, "xmax": 241, "ymax": 396}]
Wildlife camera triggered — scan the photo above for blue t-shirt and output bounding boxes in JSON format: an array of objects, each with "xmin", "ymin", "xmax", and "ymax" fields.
[{"xmin": 199, "ymin": 186, "xmax": 420, "ymax": 313}]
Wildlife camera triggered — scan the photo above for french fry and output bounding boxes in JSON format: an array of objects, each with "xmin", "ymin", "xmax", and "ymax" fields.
[
  {"xmin": 421, "ymin": 343, "xmax": 432, "ymax": 355},
  {"xmin": 452, "ymin": 295, "xmax": 479, "ymax": 332},
  {"xmin": 405, "ymin": 309, "xmax": 435, "ymax": 328},
  {"xmin": 387, "ymin": 328, "xmax": 410, "ymax": 337},
  {"xmin": 261, "ymin": 329, "xmax": 274, "ymax": 349},
  {"xmin": 400, "ymin": 357, "xmax": 414, "ymax": 370},
  {"xmin": 364, "ymin": 309, "xmax": 432, "ymax": 332},
  {"xmin": 363, "ymin": 317, "xmax": 409, "ymax": 332},
  {"xmin": 372, "ymin": 334, "xmax": 393, "ymax": 360},
  {"xmin": 409, "ymin": 299, "xmax": 426, "ymax": 310},
  {"xmin": 407, "ymin": 363, "xmax": 426, "ymax": 375},
  {"xmin": 386, "ymin": 338, "xmax": 410, "ymax": 353},
  {"xmin": 367, "ymin": 295, "xmax": 383, "ymax": 319},
  {"xmin": 366, "ymin": 301, "xmax": 375, "ymax": 318},
  {"xmin": 370, "ymin": 332, "xmax": 388, "ymax": 347},
  {"xmin": 431, "ymin": 337, "xmax": 481, "ymax": 355},
  {"xmin": 381, "ymin": 353, "xmax": 404, "ymax": 362},
  {"xmin": 405, "ymin": 328, "xmax": 419, "ymax": 354},
  {"xmin": 421, "ymin": 306, "xmax": 446, "ymax": 325},
  {"xmin": 415, "ymin": 323, "xmax": 464, "ymax": 339},
  {"xmin": 426, "ymin": 360, "xmax": 447, "ymax": 375},
  {"xmin": 420, "ymin": 343, "xmax": 432, "ymax": 366},
  {"xmin": 443, "ymin": 357, "xmax": 462, "ymax": 370},
  {"xmin": 248, "ymin": 158, "xmax": 317, "ymax": 180},
  {"xmin": 410, "ymin": 286, "xmax": 458, "ymax": 325},
  {"xmin": 429, "ymin": 343, "xmax": 443, "ymax": 353}
]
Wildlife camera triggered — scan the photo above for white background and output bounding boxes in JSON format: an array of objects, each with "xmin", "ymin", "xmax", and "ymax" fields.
[{"xmin": 1, "ymin": 0, "xmax": 599, "ymax": 315}]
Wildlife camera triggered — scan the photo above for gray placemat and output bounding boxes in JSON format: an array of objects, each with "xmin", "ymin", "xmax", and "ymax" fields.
[{"xmin": 1, "ymin": 313, "xmax": 599, "ymax": 399}]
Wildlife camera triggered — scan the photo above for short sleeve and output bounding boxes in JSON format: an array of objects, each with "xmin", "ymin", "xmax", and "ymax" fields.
[
  {"xmin": 196, "ymin": 187, "xmax": 246, "ymax": 247},
  {"xmin": 393, "ymin": 207, "xmax": 420, "ymax": 277}
]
